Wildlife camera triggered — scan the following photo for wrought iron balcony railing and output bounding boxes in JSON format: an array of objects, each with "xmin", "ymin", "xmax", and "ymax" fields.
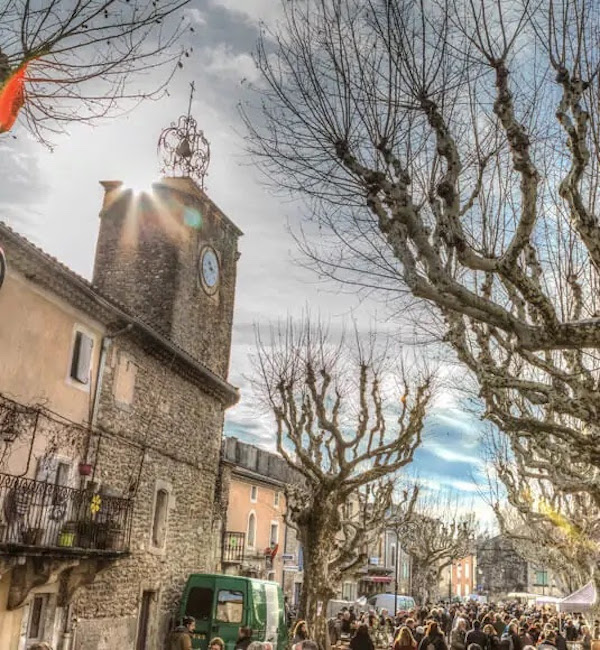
[
  {"xmin": 0, "ymin": 472, "xmax": 133, "ymax": 554},
  {"xmin": 222, "ymin": 531, "xmax": 245, "ymax": 564}
]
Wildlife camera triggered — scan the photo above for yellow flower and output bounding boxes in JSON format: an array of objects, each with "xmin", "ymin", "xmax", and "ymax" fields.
[{"xmin": 90, "ymin": 494, "xmax": 102, "ymax": 514}]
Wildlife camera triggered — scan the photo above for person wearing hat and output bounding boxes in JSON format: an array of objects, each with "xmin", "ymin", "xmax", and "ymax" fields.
[{"xmin": 168, "ymin": 615, "xmax": 195, "ymax": 650}]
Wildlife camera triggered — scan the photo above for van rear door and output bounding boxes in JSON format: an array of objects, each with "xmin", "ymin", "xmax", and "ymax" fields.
[
  {"xmin": 212, "ymin": 578, "xmax": 248, "ymax": 650},
  {"xmin": 182, "ymin": 575, "xmax": 217, "ymax": 650}
]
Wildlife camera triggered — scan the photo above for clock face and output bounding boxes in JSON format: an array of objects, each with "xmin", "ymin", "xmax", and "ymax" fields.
[{"xmin": 200, "ymin": 246, "xmax": 220, "ymax": 293}]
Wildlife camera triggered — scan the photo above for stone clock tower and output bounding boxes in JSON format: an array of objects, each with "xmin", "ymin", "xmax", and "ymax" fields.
[{"xmin": 92, "ymin": 177, "xmax": 242, "ymax": 378}]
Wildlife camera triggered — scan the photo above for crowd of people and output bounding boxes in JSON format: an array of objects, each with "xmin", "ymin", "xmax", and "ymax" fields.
[
  {"xmin": 312, "ymin": 600, "xmax": 595, "ymax": 650},
  {"xmin": 166, "ymin": 598, "xmax": 596, "ymax": 650}
]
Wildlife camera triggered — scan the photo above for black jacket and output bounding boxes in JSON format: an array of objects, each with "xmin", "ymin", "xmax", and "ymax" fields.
[{"xmin": 466, "ymin": 630, "xmax": 488, "ymax": 649}]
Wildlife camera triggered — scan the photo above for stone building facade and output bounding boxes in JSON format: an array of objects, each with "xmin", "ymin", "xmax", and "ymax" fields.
[
  {"xmin": 0, "ymin": 176, "xmax": 241, "ymax": 650},
  {"xmin": 476, "ymin": 535, "xmax": 529, "ymax": 599}
]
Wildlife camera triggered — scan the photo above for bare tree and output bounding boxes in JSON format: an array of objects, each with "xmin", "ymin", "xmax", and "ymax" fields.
[
  {"xmin": 483, "ymin": 430, "xmax": 598, "ymax": 595},
  {"xmin": 244, "ymin": 0, "xmax": 600, "ymax": 570},
  {"xmin": 390, "ymin": 493, "xmax": 475, "ymax": 604},
  {"xmin": 254, "ymin": 319, "xmax": 432, "ymax": 649},
  {"xmin": 0, "ymin": 0, "xmax": 191, "ymax": 143}
]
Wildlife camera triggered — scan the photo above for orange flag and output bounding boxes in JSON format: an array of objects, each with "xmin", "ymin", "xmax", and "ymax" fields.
[{"xmin": 0, "ymin": 63, "xmax": 28, "ymax": 134}]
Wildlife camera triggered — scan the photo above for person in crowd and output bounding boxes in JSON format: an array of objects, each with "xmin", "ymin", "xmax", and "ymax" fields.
[
  {"xmin": 301, "ymin": 641, "xmax": 318, "ymax": 650},
  {"xmin": 235, "ymin": 626, "xmax": 254, "ymax": 650},
  {"xmin": 247, "ymin": 643, "xmax": 265, "ymax": 650},
  {"xmin": 419, "ymin": 620, "xmax": 449, "ymax": 650},
  {"xmin": 581, "ymin": 625, "xmax": 592, "ymax": 650},
  {"xmin": 29, "ymin": 645, "xmax": 53, "ymax": 650},
  {"xmin": 538, "ymin": 631, "xmax": 558, "ymax": 650},
  {"xmin": 467, "ymin": 644, "xmax": 483, "ymax": 650},
  {"xmin": 168, "ymin": 616, "xmax": 195, "ymax": 650},
  {"xmin": 467, "ymin": 621, "xmax": 488, "ymax": 649},
  {"xmin": 395, "ymin": 625, "xmax": 417, "ymax": 650},
  {"xmin": 349, "ymin": 606, "xmax": 357, "ymax": 623},
  {"xmin": 209, "ymin": 637, "xmax": 225, "ymax": 650},
  {"xmin": 451, "ymin": 618, "xmax": 468, "ymax": 650},
  {"xmin": 351, "ymin": 623, "xmax": 375, "ymax": 650},
  {"xmin": 494, "ymin": 615, "xmax": 507, "ymax": 638},
  {"xmin": 292, "ymin": 621, "xmax": 309, "ymax": 646},
  {"xmin": 415, "ymin": 626, "xmax": 426, "ymax": 645},
  {"xmin": 483, "ymin": 623, "xmax": 500, "ymax": 650},
  {"xmin": 554, "ymin": 627, "xmax": 567, "ymax": 650},
  {"xmin": 500, "ymin": 622, "xmax": 522, "ymax": 650},
  {"xmin": 564, "ymin": 619, "xmax": 577, "ymax": 642},
  {"xmin": 519, "ymin": 626, "xmax": 533, "ymax": 647},
  {"xmin": 340, "ymin": 611, "xmax": 353, "ymax": 635}
]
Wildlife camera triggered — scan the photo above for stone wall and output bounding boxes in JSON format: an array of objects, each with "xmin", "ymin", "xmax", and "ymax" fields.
[
  {"xmin": 72, "ymin": 334, "xmax": 228, "ymax": 650},
  {"xmin": 476, "ymin": 536, "xmax": 528, "ymax": 599}
]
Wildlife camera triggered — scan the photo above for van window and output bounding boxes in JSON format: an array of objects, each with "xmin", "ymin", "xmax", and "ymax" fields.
[
  {"xmin": 216, "ymin": 590, "xmax": 244, "ymax": 623},
  {"xmin": 186, "ymin": 587, "xmax": 213, "ymax": 620}
]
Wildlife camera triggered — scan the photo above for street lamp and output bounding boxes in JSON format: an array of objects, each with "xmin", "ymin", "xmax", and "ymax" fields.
[{"xmin": 395, "ymin": 530, "xmax": 400, "ymax": 616}]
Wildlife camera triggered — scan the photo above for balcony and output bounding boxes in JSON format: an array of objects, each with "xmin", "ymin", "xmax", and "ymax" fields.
[
  {"xmin": 222, "ymin": 531, "xmax": 245, "ymax": 564},
  {"xmin": 0, "ymin": 472, "xmax": 133, "ymax": 556}
]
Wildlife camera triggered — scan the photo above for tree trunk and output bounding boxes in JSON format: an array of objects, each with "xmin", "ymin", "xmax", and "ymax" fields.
[{"xmin": 298, "ymin": 500, "xmax": 340, "ymax": 650}]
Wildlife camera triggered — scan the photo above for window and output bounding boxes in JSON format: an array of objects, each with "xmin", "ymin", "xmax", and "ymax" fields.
[
  {"xmin": 136, "ymin": 590, "xmax": 155, "ymax": 650},
  {"xmin": 216, "ymin": 590, "xmax": 244, "ymax": 623},
  {"xmin": 70, "ymin": 330, "xmax": 94, "ymax": 384},
  {"xmin": 390, "ymin": 544, "xmax": 397, "ymax": 568},
  {"xmin": 342, "ymin": 582, "xmax": 356, "ymax": 601},
  {"xmin": 535, "ymin": 570, "xmax": 548, "ymax": 586},
  {"xmin": 402, "ymin": 561, "xmax": 409, "ymax": 579},
  {"xmin": 270, "ymin": 522, "xmax": 279, "ymax": 546},
  {"xmin": 186, "ymin": 587, "xmax": 213, "ymax": 620},
  {"xmin": 247, "ymin": 512, "xmax": 257, "ymax": 548},
  {"xmin": 27, "ymin": 594, "xmax": 48, "ymax": 641},
  {"xmin": 250, "ymin": 485, "xmax": 258, "ymax": 502},
  {"xmin": 152, "ymin": 489, "xmax": 169, "ymax": 548},
  {"xmin": 274, "ymin": 491, "xmax": 280, "ymax": 507},
  {"xmin": 267, "ymin": 571, "xmax": 276, "ymax": 582},
  {"xmin": 456, "ymin": 584, "xmax": 462, "ymax": 598},
  {"xmin": 114, "ymin": 352, "xmax": 137, "ymax": 406},
  {"xmin": 52, "ymin": 461, "xmax": 71, "ymax": 505},
  {"xmin": 465, "ymin": 562, "xmax": 470, "ymax": 579}
]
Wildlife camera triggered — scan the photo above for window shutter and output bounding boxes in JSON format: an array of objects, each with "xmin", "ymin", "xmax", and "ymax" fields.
[
  {"xmin": 71, "ymin": 332, "xmax": 93, "ymax": 383},
  {"xmin": 35, "ymin": 455, "xmax": 58, "ymax": 483}
]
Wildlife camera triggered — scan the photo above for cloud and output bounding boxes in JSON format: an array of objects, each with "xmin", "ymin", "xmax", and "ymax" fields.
[
  {"xmin": 209, "ymin": 0, "xmax": 285, "ymax": 25},
  {"xmin": 186, "ymin": 7, "xmax": 207, "ymax": 25},
  {"xmin": 200, "ymin": 43, "xmax": 261, "ymax": 84},
  {"xmin": 422, "ymin": 441, "xmax": 483, "ymax": 466}
]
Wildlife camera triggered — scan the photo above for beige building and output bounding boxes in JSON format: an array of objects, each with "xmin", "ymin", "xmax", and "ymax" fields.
[
  {"xmin": 220, "ymin": 438, "xmax": 303, "ymax": 604},
  {"xmin": 0, "ymin": 175, "xmax": 241, "ymax": 649}
]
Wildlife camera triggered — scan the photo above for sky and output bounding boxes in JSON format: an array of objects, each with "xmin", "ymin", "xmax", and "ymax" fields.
[{"xmin": 0, "ymin": 0, "xmax": 495, "ymax": 527}]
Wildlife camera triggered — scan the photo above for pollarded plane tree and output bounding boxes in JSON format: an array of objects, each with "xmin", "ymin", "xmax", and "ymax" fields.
[
  {"xmin": 484, "ymin": 429, "xmax": 599, "ymax": 595},
  {"xmin": 254, "ymin": 319, "xmax": 432, "ymax": 650},
  {"xmin": 391, "ymin": 493, "xmax": 475, "ymax": 605},
  {"xmin": 244, "ymin": 0, "xmax": 600, "ymax": 561},
  {"xmin": 0, "ymin": 0, "xmax": 192, "ymax": 142}
]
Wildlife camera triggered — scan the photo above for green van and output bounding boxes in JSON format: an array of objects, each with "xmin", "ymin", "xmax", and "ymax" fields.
[{"xmin": 179, "ymin": 574, "xmax": 288, "ymax": 650}]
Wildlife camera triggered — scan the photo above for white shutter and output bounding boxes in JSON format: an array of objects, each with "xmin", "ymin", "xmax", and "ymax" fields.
[{"xmin": 70, "ymin": 332, "xmax": 93, "ymax": 384}]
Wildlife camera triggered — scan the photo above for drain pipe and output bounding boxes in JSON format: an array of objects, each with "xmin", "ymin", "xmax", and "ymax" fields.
[{"xmin": 83, "ymin": 323, "xmax": 133, "ymax": 471}]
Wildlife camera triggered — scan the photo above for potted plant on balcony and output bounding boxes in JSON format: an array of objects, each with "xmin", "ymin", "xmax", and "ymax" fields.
[{"xmin": 57, "ymin": 521, "xmax": 77, "ymax": 548}]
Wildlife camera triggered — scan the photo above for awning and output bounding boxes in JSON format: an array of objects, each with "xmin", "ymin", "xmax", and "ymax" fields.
[
  {"xmin": 558, "ymin": 582, "xmax": 596, "ymax": 613},
  {"xmin": 361, "ymin": 576, "xmax": 393, "ymax": 583}
]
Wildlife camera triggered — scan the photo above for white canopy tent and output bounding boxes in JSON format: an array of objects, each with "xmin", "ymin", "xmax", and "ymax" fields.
[{"xmin": 558, "ymin": 582, "xmax": 597, "ymax": 612}]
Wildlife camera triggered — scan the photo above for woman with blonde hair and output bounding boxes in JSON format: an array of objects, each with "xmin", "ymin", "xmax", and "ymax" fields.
[{"xmin": 395, "ymin": 625, "xmax": 417, "ymax": 650}]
